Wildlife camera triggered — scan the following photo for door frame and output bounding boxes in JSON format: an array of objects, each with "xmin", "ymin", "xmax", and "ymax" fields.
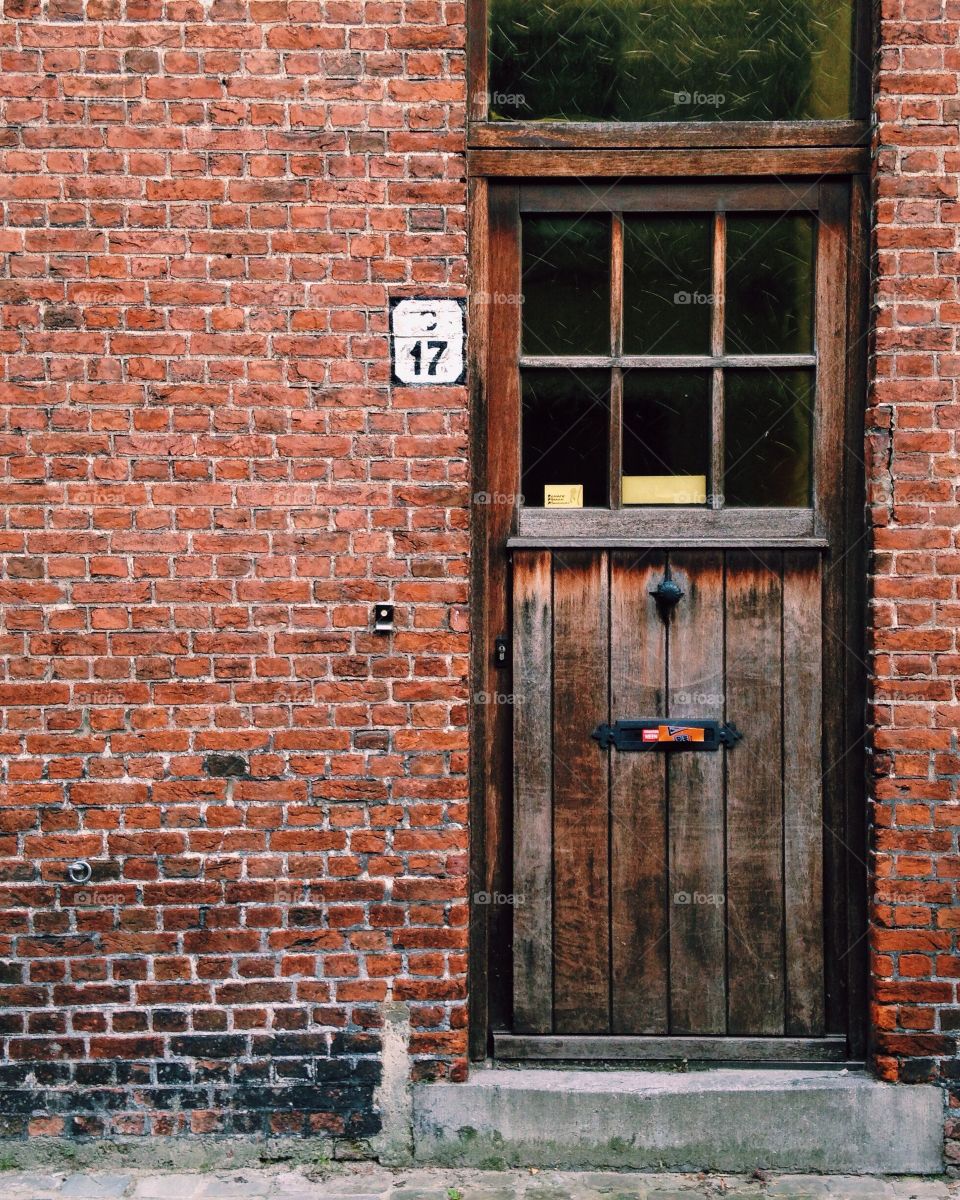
[{"xmin": 467, "ymin": 166, "xmax": 871, "ymax": 1063}]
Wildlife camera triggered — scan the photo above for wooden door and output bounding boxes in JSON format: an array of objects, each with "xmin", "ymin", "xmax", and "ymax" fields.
[
  {"xmin": 510, "ymin": 547, "xmax": 833, "ymax": 1054},
  {"xmin": 476, "ymin": 179, "xmax": 868, "ymax": 1063}
]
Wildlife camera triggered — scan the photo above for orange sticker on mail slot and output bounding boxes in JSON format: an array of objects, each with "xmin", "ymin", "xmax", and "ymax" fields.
[{"xmin": 651, "ymin": 725, "xmax": 706, "ymax": 744}]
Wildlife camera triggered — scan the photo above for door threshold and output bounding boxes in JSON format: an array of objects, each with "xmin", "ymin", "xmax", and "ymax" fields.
[
  {"xmin": 413, "ymin": 1064, "xmax": 943, "ymax": 1172},
  {"xmin": 486, "ymin": 1058, "xmax": 866, "ymax": 1074},
  {"xmin": 493, "ymin": 1032, "xmax": 850, "ymax": 1065}
]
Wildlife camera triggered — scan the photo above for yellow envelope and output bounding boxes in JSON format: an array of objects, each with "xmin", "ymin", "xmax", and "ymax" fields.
[
  {"xmin": 544, "ymin": 484, "xmax": 584, "ymax": 508},
  {"xmin": 622, "ymin": 475, "xmax": 707, "ymax": 505}
]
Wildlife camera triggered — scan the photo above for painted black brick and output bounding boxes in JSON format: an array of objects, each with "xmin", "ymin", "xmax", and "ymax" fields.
[
  {"xmin": 0, "ymin": 1053, "xmax": 383, "ymax": 1141},
  {"xmin": 169, "ymin": 1035, "xmax": 247, "ymax": 1058},
  {"xmin": 74, "ymin": 1064, "xmax": 116, "ymax": 1086},
  {"xmin": 156, "ymin": 1063, "xmax": 193, "ymax": 1085},
  {"xmin": 251, "ymin": 1034, "xmax": 329, "ymax": 1056},
  {"xmin": 331, "ymin": 1032, "xmax": 381, "ymax": 1056},
  {"xmin": 193, "ymin": 1060, "xmax": 234, "ymax": 1083}
]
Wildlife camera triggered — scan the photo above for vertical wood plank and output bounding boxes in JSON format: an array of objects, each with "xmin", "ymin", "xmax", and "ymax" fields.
[
  {"xmin": 725, "ymin": 551, "xmax": 786, "ymax": 1036},
  {"xmin": 467, "ymin": 174, "xmax": 494, "ymax": 1060},
  {"xmin": 851, "ymin": 0, "xmax": 873, "ymax": 121},
  {"xmin": 841, "ymin": 173, "xmax": 870, "ymax": 1058},
  {"xmin": 472, "ymin": 182, "xmax": 520, "ymax": 1053},
  {"xmin": 814, "ymin": 183, "xmax": 849, "ymax": 551},
  {"xmin": 553, "ymin": 551, "xmax": 610, "ymax": 1033},
  {"xmin": 783, "ymin": 552, "xmax": 825, "ymax": 1036},
  {"xmin": 668, "ymin": 551, "xmax": 727, "ymax": 1034},
  {"xmin": 610, "ymin": 551, "xmax": 668, "ymax": 1034},
  {"xmin": 512, "ymin": 550, "xmax": 554, "ymax": 1033},
  {"xmin": 466, "ymin": 0, "xmax": 487, "ymax": 122},
  {"xmin": 816, "ymin": 181, "xmax": 853, "ymax": 1045}
]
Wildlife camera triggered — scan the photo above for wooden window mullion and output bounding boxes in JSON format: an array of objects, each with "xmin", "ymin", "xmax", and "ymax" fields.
[
  {"xmin": 711, "ymin": 212, "xmax": 726, "ymax": 510},
  {"xmin": 610, "ymin": 214, "xmax": 624, "ymax": 510}
]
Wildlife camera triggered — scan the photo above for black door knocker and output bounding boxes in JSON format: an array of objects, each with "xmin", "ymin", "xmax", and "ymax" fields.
[{"xmin": 650, "ymin": 570, "xmax": 684, "ymax": 617}]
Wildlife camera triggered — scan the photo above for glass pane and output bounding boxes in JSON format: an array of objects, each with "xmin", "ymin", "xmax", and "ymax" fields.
[
  {"xmin": 489, "ymin": 0, "xmax": 855, "ymax": 123},
  {"xmin": 623, "ymin": 217, "xmax": 713, "ymax": 355},
  {"xmin": 522, "ymin": 216, "xmax": 610, "ymax": 356},
  {"xmin": 724, "ymin": 369, "xmax": 813, "ymax": 507},
  {"xmin": 725, "ymin": 216, "xmax": 815, "ymax": 355},
  {"xmin": 622, "ymin": 371, "xmax": 711, "ymax": 504},
  {"xmin": 522, "ymin": 370, "xmax": 610, "ymax": 508}
]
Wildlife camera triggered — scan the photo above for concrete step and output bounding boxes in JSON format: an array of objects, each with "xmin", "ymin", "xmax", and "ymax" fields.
[{"xmin": 412, "ymin": 1066, "xmax": 944, "ymax": 1174}]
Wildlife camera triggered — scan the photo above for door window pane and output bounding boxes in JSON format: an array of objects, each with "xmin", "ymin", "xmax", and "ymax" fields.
[
  {"xmin": 622, "ymin": 371, "xmax": 711, "ymax": 504},
  {"xmin": 515, "ymin": 203, "xmax": 820, "ymax": 517},
  {"xmin": 489, "ymin": 0, "xmax": 856, "ymax": 123},
  {"xmin": 724, "ymin": 370, "xmax": 813, "ymax": 507},
  {"xmin": 623, "ymin": 217, "xmax": 713, "ymax": 355},
  {"xmin": 522, "ymin": 216, "xmax": 610, "ymax": 356},
  {"xmin": 726, "ymin": 216, "xmax": 815, "ymax": 355},
  {"xmin": 522, "ymin": 370, "xmax": 610, "ymax": 507}
]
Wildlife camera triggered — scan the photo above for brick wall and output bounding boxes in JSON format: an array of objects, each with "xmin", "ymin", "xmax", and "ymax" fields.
[
  {"xmin": 870, "ymin": 0, "xmax": 960, "ymax": 1154},
  {"xmin": 4, "ymin": 0, "xmax": 960, "ymax": 1157},
  {"xmin": 0, "ymin": 0, "xmax": 469, "ymax": 1139}
]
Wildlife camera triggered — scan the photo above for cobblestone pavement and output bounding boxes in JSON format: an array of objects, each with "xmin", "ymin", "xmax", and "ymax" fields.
[{"xmin": 0, "ymin": 1165, "xmax": 957, "ymax": 1200}]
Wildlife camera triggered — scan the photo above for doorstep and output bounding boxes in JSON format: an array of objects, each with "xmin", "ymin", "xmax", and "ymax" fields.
[{"xmin": 411, "ymin": 1065, "xmax": 944, "ymax": 1174}]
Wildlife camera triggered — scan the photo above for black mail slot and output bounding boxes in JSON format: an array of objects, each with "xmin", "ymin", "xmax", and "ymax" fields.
[{"xmin": 591, "ymin": 719, "xmax": 742, "ymax": 752}]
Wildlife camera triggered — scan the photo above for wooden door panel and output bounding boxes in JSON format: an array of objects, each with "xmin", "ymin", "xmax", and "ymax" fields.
[
  {"xmin": 725, "ymin": 552, "xmax": 786, "ymax": 1035},
  {"xmin": 668, "ymin": 551, "xmax": 727, "ymax": 1035},
  {"xmin": 783, "ymin": 551, "xmax": 826, "ymax": 1035},
  {"xmin": 511, "ymin": 548, "xmax": 827, "ymax": 1043},
  {"xmin": 552, "ymin": 552, "xmax": 610, "ymax": 1034},
  {"xmin": 512, "ymin": 550, "xmax": 553, "ymax": 1034},
  {"xmin": 610, "ymin": 551, "xmax": 668, "ymax": 1035}
]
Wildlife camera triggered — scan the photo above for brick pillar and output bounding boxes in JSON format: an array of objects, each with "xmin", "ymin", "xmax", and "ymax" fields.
[{"xmin": 870, "ymin": 0, "xmax": 960, "ymax": 1142}]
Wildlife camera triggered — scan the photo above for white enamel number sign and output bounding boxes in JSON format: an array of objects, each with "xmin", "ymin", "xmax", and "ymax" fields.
[{"xmin": 391, "ymin": 298, "xmax": 466, "ymax": 386}]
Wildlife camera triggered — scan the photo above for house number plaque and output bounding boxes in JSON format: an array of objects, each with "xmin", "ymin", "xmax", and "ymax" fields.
[{"xmin": 391, "ymin": 297, "xmax": 466, "ymax": 386}]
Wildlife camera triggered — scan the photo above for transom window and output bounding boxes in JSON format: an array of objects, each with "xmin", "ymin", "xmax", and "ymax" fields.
[
  {"xmin": 519, "ymin": 195, "xmax": 817, "ymax": 512},
  {"xmin": 487, "ymin": 0, "xmax": 858, "ymax": 123}
]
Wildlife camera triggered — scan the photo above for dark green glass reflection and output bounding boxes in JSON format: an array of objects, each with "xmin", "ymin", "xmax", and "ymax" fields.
[
  {"xmin": 623, "ymin": 217, "xmax": 713, "ymax": 355},
  {"xmin": 489, "ymin": 0, "xmax": 855, "ymax": 123},
  {"xmin": 522, "ymin": 370, "xmax": 610, "ymax": 507},
  {"xmin": 724, "ymin": 370, "xmax": 813, "ymax": 507},
  {"xmin": 726, "ymin": 217, "xmax": 815, "ymax": 355},
  {"xmin": 522, "ymin": 216, "xmax": 610, "ymax": 356},
  {"xmin": 622, "ymin": 371, "xmax": 711, "ymax": 503}
]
